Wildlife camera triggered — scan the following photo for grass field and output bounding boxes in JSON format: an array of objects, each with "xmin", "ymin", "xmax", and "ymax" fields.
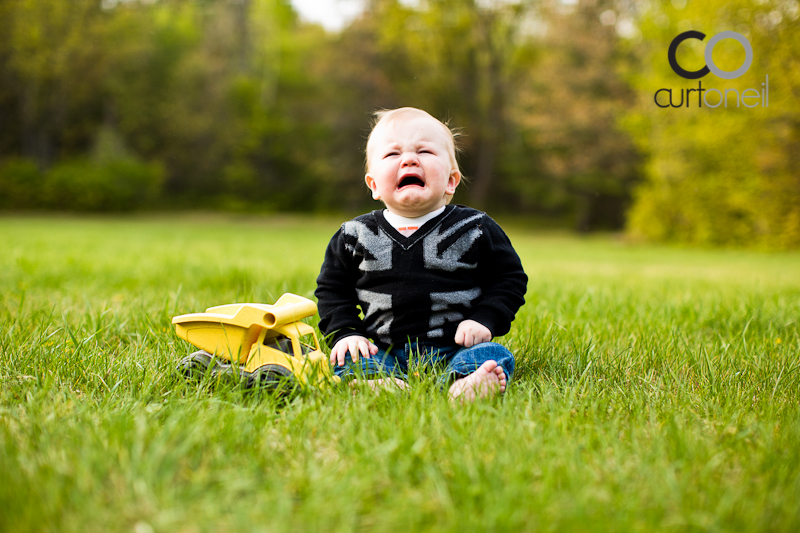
[{"xmin": 1, "ymin": 214, "xmax": 799, "ymax": 532}]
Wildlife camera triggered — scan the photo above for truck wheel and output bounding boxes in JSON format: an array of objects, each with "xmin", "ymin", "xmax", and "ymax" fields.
[
  {"xmin": 251, "ymin": 364, "xmax": 295, "ymax": 394},
  {"xmin": 177, "ymin": 350, "xmax": 214, "ymax": 379}
]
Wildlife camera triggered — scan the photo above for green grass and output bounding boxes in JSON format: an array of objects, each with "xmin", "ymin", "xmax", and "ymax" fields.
[{"xmin": 1, "ymin": 214, "xmax": 799, "ymax": 532}]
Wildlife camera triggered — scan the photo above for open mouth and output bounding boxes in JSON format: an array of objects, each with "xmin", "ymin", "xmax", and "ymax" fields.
[{"xmin": 398, "ymin": 175, "xmax": 425, "ymax": 189}]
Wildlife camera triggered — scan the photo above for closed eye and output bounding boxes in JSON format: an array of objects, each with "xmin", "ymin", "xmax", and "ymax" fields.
[{"xmin": 383, "ymin": 151, "xmax": 400, "ymax": 159}]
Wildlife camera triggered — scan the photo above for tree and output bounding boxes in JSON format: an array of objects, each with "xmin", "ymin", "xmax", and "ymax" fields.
[
  {"xmin": 359, "ymin": 0, "xmax": 541, "ymax": 210},
  {"xmin": 330, "ymin": 0, "xmax": 642, "ymax": 227},
  {"xmin": 511, "ymin": 0, "xmax": 642, "ymax": 230},
  {"xmin": 624, "ymin": 0, "xmax": 800, "ymax": 248},
  {"xmin": 2, "ymin": 0, "xmax": 107, "ymax": 168}
]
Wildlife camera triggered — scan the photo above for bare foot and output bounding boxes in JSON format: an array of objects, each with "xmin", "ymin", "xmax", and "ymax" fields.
[
  {"xmin": 349, "ymin": 377, "xmax": 408, "ymax": 393},
  {"xmin": 448, "ymin": 360, "xmax": 506, "ymax": 402}
]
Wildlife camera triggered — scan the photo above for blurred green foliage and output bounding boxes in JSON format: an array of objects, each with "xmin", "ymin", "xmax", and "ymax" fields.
[
  {"xmin": 0, "ymin": 0, "xmax": 797, "ymax": 246},
  {"xmin": 43, "ymin": 157, "xmax": 163, "ymax": 212},
  {"xmin": 624, "ymin": 0, "xmax": 800, "ymax": 248},
  {"xmin": 0, "ymin": 0, "xmax": 639, "ymax": 228},
  {"xmin": 0, "ymin": 156, "xmax": 163, "ymax": 212},
  {"xmin": 0, "ymin": 124, "xmax": 163, "ymax": 211}
]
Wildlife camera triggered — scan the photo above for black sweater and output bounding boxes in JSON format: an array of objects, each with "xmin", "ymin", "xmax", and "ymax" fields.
[{"xmin": 315, "ymin": 205, "xmax": 527, "ymax": 347}]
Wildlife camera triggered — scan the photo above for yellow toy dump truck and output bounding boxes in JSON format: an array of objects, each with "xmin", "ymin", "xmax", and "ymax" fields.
[{"xmin": 172, "ymin": 293, "xmax": 338, "ymax": 391}]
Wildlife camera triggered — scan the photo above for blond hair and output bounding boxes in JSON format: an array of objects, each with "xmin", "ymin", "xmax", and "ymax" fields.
[{"xmin": 365, "ymin": 107, "xmax": 460, "ymax": 173}]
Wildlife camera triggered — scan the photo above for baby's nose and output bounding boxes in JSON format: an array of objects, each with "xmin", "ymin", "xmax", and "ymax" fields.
[{"xmin": 401, "ymin": 153, "xmax": 419, "ymax": 166}]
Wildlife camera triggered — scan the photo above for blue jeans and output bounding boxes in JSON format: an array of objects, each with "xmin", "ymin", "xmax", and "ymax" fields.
[{"xmin": 332, "ymin": 339, "xmax": 514, "ymax": 387}]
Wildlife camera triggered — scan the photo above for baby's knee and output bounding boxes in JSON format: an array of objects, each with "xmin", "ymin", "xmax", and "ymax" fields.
[
  {"xmin": 476, "ymin": 342, "xmax": 515, "ymax": 380},
  {"xmin": 448, "ymin": 342, "xmax": 515, "ymax": 382}
]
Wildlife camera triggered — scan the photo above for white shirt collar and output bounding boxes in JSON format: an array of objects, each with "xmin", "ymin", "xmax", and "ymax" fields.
[{"xmin": 383, "ymin": 206, "xmax": 446, "ymax": 236}]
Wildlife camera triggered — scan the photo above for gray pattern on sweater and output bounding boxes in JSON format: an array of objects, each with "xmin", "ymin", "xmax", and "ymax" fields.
[
  {"xmin": 427, "ymin": 288, "xmax": 483, "ymax": 337},
  {"xmin": 356, "ymin": 289, "xmax": 393, "ymax": 344},
  {"xmin": 343, "ymin": 220, "xmax": 393, "ymax": 271},
  {"xmin": 423, "ymin": 213, "xmax": 483, "ymax": 271}
]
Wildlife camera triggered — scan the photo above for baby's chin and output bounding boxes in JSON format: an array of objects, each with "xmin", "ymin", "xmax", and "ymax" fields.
[{"xmin": 386, "ymin": 195, "xmax": 447, "ymax": 217}]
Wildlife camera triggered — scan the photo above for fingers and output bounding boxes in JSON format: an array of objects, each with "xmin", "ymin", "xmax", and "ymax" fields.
[
  {"xmin": 354, "ymin": 337, "xmax": 371, "ymax": 361},
  {"xmin": 475, "ymin": 329, "xmax": 491, "ymax": 344},
  {"xmin": 330, "ymin": 338, "xmax": 354, "ymax": 366},
  {"xmin": 456, "ymin": 322, "xmax": 474, "ymax": 347},
  {"xmin": 455, "ymin": 322, "xmax": 477, "ymax": 347},
  {"xmin": 329, "ymin": 342, "xmax": 342, "ymax": 366},
  {"xmin": 463, "ymin": 330, "xmax": 475, "ymax": 348},
  {"xmin": 455, "ymin": 320, "xmax": 492, "ymax": 348},
  {"xmin": 454, "ymin": 327, "xmax": 465, "ymax": 347},
  {"xmin": 330, "ymin": 336, "xmax": 377, "ymax": 366}
]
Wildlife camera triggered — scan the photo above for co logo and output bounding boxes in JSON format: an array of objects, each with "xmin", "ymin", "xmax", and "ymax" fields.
[{"xmin": 668, "ymin": 30, "xmax": 753, "ymax": 80}]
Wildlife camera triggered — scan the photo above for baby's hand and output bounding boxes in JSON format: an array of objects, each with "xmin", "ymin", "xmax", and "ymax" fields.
[
  {"xmin": 330, "ymin": 335, "xmax": 378, "ymax": 366},
  {"xmin": 455, "ymin": 320, "xmax": 492, "ymax": 348}
]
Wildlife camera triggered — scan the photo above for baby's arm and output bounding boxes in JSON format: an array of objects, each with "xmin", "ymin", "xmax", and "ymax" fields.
[
  {"xmin": 455, "ymin": 320, "xmax": 492, "ymax": 348},
  {"xmin": 466, "ymin": 217, "xmax": 527, "ymax": 339},
  {"xmin": 330, "ymin": 335, "xmax": 378, "ymax": 366},
  {"xmin": 316, "ymin": 227, "xmax": 377, "ymax": 365}
]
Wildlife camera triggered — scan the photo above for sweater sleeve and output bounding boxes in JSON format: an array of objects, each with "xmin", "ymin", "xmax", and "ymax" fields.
[
  {"xmin": 468, "ymin": 216, "xmax": 528, "ymax": 337},
  {"xmin": 315, "ymin": 228, "xmax": 367, "ymax": 346}
]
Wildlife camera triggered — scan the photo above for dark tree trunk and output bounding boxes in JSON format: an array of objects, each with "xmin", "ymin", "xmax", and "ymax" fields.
[{"xmin": 469, "ymin": 28, "xmax": 505, "ymax": 210}]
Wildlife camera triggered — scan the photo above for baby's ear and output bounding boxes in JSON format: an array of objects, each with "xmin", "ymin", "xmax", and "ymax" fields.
[
  {"xmin": 365, "ymin": 174, "xmax": 381, "ymax": 200},
  {"xmin": 446, "ymin": 170, "xmax": 461, "ymax": 194}
]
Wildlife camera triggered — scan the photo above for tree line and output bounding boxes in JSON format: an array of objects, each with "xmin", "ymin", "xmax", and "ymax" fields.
[{"xmin": 0, "ymin": 0, "xmax": 797, "ymax": 246}]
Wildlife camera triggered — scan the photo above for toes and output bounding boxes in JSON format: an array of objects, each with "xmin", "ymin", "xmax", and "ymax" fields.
[
  {"xmin": 449, "ymin": 361, "xmax": 509, "ymax": 403},
  {"xmin": 479, "ymin": 360, "xmax": 499, "ymax": 373}
]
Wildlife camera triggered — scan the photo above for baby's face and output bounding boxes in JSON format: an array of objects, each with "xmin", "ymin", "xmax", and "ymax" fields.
[{"xmin": 365, "ymin": 115, "xmax": 460, "ymax": 218}]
